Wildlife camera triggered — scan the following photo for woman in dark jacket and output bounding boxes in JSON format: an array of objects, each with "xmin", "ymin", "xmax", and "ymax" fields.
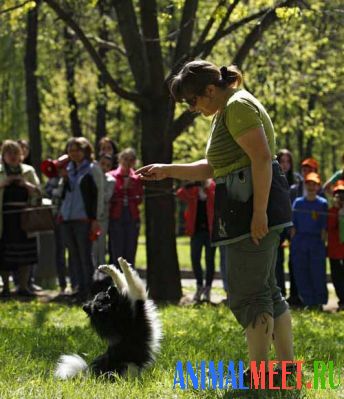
[
  {"xmin": 0, "ymin": 140, "xmax": 41, "ymax": 297},
  {"xmin": 60, "ymin": 137, "xmax": 103, "ymax": 301}
]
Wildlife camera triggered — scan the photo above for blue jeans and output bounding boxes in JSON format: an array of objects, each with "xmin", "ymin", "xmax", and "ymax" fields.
[
  {"xmin": 191, "ymin": 230, "xmax": 216, "ymax": 287},
  {"xmin": 62, "ymin": 221, "xmax": 94, "ymax": 296},
  {"xmin": 109, "ymin": 207, "xmax": 140, "ymax": 267}
]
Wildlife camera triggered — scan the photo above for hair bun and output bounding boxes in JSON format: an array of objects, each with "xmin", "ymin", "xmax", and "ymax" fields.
[{"xmin": 220, "ymin": 66, "xmax": 228, "ymax": 81}]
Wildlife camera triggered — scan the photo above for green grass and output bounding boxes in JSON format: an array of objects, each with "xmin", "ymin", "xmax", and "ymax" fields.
[{"xmin": 0, "ymin": 301, "xmax": 342, "ymax": 398}]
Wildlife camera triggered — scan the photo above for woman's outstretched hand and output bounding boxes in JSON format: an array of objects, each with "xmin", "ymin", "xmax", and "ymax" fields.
[{"xmin": 136, "ymin": 164, "xmax": 169, "ymax": 181}]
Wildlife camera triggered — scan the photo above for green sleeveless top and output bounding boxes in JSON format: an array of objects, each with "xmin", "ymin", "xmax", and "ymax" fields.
[{"xmin": 205, "ymin": 89, "xmax": 275, "ymax": 178}]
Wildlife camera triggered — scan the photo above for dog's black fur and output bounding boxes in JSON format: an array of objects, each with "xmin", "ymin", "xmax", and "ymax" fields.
[
  {"xmin": 55, "ymin": 259, "xmax": 161, "ymax": 379},
  {"xmin": 83, "ymin": 286, "xmax": 154, "ymax": 376}
]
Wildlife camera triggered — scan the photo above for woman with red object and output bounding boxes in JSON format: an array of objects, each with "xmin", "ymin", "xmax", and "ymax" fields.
[
  {"xmin": 108, "ymin": 148, "xmax": 143, "ymax": 268},
  {"xmin": 177, "ymin": 179, "xmax": 215, "ymax": 302}
]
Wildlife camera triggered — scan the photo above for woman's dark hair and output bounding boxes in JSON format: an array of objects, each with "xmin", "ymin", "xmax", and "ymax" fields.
[
  {"xmin": 277, "ymin": 149, "xmax": 295, "ymax": 186},
  {"xmin": 97, "ymin": 137, "xmax": 118, "ymax": 167},
  {"xmin": 66, "ymin": 137, "xmax": 94, "ymax": 161},
  {"xmin": 17, "ymin": 139, "xmax": 32, "ymax": 165},
  {"xmin": 169, "ymin": 60, "xmax": 243, "ymax": 102}
]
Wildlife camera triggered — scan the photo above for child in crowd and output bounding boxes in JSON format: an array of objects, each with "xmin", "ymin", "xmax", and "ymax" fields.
[
  {"xmin": 108, "ymin": 148, "xmax": 143, "ymax": 268},
  {"xmin": 327, "ymin": 180, "xmax": 344, "ymax": 311},
  {"xmin": 290, "ymin": 158, "xmax": 325, "ymax": 203},
  {"xmin": 93, "ymin": 153, "xmax": 116, "ymax": 267},
  {"xmin": 323, "ymin": 153, "xmax": 344, "ymax": 195},
  {"xmin": 177, "ymin": 179, "xmax": 216, "ymax": 302},
  {"xmin": 291, "ymin": 172, "xmax": 328, "ymax": 309}
]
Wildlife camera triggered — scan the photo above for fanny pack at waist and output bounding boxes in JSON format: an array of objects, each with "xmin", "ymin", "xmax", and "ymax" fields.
[{"xmin": 212, "ymin": 160, "xmax": 293, "ymax": 246}]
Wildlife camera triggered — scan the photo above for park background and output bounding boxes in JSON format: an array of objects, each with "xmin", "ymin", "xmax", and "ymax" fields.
[{"xmin": 0, "ymin": 0, "xmax": 343, "ymax": 398}]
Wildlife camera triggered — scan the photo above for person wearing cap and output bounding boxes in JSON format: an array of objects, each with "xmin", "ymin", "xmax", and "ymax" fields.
[
  {"xmin": 327, "ymin": 180, "xmax": 344, "ymax": 311},
  {"xmin": 290, "ymin": 157, "xmax": 325, "ymax": 203},
  {"xmin": 290, "ymin": 172, "xmax": 328, "ymax": 309},
  {"xmin": 323, "ymin": 153, "xmax": 344, "ymax": 195}
]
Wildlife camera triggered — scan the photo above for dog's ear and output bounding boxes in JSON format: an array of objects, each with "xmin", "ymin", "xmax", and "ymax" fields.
[{"xmin": 107, "ymin": 286, "xmax": 120, "ymax": 300}]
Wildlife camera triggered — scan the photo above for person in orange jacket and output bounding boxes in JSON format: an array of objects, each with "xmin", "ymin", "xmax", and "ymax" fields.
[{"xmin": 177, "ymin": 179, "xmax": 215, "ymax": 302}]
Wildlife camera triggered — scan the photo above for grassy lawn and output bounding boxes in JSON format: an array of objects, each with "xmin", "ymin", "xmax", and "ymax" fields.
[{"xmin": 0, "ymin": 301, "xmax": 342, "ymax": 399}]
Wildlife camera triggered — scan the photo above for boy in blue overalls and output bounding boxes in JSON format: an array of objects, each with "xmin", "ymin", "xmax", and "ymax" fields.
[{"xmin": 291, "ymin": 172, "xmax": 328, "ymax": 309}]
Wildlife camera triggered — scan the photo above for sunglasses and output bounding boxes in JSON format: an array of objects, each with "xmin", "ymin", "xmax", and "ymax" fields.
[{"xmin": 182, "ymin": 95, "xmax": 197, "ymax": 107}]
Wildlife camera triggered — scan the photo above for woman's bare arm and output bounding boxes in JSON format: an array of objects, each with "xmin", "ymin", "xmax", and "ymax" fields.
[
  {"xmin": 235, "ymin": 127, "xmax": 272, "ymax": 244},
  {"xmin": 136, "ymin": 159, "xmax": 214, "ymax": 181}
]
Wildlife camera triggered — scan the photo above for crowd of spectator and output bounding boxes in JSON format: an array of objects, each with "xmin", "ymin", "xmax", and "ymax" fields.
[{"xmin": 0, "ymin": 137, "xmax": 343, "ymax": 311}]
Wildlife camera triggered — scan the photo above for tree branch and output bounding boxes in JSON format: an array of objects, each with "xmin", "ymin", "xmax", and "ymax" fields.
[
  {"xmin": 172, "ymin": 0, "xmax": 198, "ymax": 68},
  {"xmin": 233, "ymin": 0, "xmax": 302, "ymax": 68},
  {"xmin": 0, "ymin": 0, "xmax": 32, "ymax": 15},
  {"xmin": 43, "ymin": 0, "xmax": 144, "ymax": 105},
  {"xmin": 199, "ymin": 8, "xmax": 269, "ymax": 58},
  {"xmin": 111, "ymin": 0, "xmax": 150, "ymax": 94},
  {"xmin": 192, "ymin": 0, "xmax": 240, "ymax": 57},
  {"xmin": 85, "ymin": 34, "xmax": 127, "ymax": 57},
  {"xmin": 170, "ymin": 109, "xmax": 199, "ymax": 141}
]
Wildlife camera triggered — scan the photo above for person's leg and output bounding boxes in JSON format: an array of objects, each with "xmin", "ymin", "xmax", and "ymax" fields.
[
  {"xmin": 275, "ymin": 239, "xmax": 286, "ymax": 297},
  {"xmin": 191, "ymin": 232, "xmax": 204, "ymax": 288},
  {"xmin": 268, "ymin": 239, "xmax": 294, "ymax": 361},
  {"xmin": 123, "ymin": 209, "xmax": 140, "ymax": 268},
  {"xmin": 309, "ymin": 239, "xmax": 328, "ymax": 306},
  {"xmin": 0, "ymin": 271, "xmax": 10, "ymax": 293},
  {"xmin": 204, "ymin": 231, "xmax": 216, "ymax": 288},
  {"xmin": 54, "ymin": 223, "xmax": 67, "ymax": 291},
  {"xmin": 291, "ymin": 237, "xmax": 313, "ymax": 306},
  {"xmin": 203, "ymin": 231, "xmax": 216, "ymax": 301},
  {"xmin": 330, "ymin": 259, "xmax": 344, "ymax": 306},
  {"xmin": 74, "ymin": 221, "xmax": 94, "ymax": 297},
  {"xmin": 17, "ymin": 265, "xmax": 31, "ymax": 291},
  {"xmin": 219, "ymin": 245, "xmax": 229, "ymax": 293},
  {"xmin": 227, "ymin": 230, "xmax": 289, "ymax": 363},
  {"xmin": 109, "ymin": 218, "xmax": 124, "ymax": 267},
  {"xmin": 288, "ymin": 251, "xmax": 302, "ymax": 303},
  {"xmin": 62, "ymin": 223, "xmax": 82, "ymax": 293}
]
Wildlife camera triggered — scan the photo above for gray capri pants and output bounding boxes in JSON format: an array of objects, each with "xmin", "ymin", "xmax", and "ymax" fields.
[{"xmin": 225, "ymin": 229, "xmax": 288, "ymax": 329}]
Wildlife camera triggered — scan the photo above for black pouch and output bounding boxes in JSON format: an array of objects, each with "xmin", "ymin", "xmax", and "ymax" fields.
[{"xmin": 212, "ymin": 161, "xmax": 292, "ymax": 245}]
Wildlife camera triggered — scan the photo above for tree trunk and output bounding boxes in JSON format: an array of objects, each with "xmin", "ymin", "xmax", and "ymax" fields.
[
  {"xmin": 141, "ymin": 101, "xmax": 182, "ymax": 302},
  {"xmin": 331, "ymin": 144, "xmax": 337, "ymax": 173},
  {"xmin": 64, "ymin": 27, "xmax": 83, "ymax": 137},
  {"xmin": 305, "ymin": 136, "xmax": 314, "ymax": 158},
  {"xmin": 24, "ymin": 1, "xmax": 42, "ymax": 175}
]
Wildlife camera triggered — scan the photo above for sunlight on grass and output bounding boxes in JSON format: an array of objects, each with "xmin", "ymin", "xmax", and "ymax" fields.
[{"xmin": 0, "ymin": 301, "xmax": 342, "ymax": 398}]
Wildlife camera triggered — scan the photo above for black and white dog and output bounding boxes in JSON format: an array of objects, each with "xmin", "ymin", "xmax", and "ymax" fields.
[{"xmin": 54, "ymin": 257, "xmax": 162, "ymax": 379}]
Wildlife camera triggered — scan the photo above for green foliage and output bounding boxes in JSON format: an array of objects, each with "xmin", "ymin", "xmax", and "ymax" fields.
[{"xmin": 0, "ymin": 0, "xmax": 343, "ymax": 173}]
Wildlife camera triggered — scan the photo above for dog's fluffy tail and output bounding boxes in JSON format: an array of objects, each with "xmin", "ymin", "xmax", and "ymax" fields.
[{"xmin": 54, "ymin": 354, "xmax": 88, "ymax": 379}]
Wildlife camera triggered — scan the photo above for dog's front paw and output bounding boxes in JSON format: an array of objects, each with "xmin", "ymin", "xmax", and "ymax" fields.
[
  {"xmin": 98, "ymin": 264, "xmax": 128, "ymax": 292},
  {"xmin": 98, "ymin": 264, "xmax": 116, "ymax": 276}
]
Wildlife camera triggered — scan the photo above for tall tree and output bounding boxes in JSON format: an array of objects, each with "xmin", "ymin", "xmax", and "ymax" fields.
[
  {"xmin": 42, "ymin": 0, "xmax": 303, "ymax": 301},
  {"xmin": 24, "ymin": 0, "xmax": 42, "ymax": 173},
  {"xmin": 64, "ymin": 25, "xmax": 83, "ymax": 137},
  {"xmin": 94, "ymin": 0, "xmax": 110, "ymax": 147}
]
